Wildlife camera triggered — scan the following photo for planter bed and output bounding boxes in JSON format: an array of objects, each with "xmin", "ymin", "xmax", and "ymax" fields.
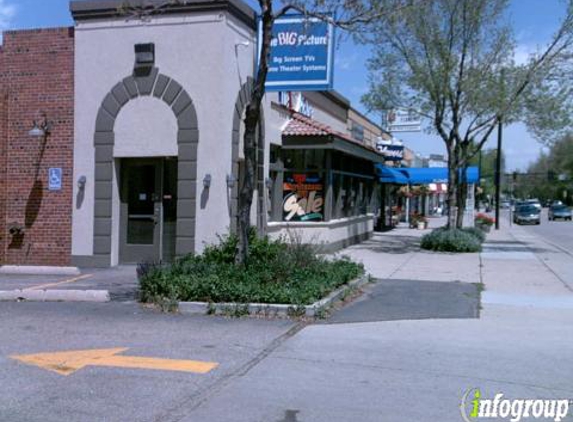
[
  {"xmin": 138, "ymin": 232, "xmax": 366, "ymax": 317},
  {"xmin": 176, "ymin": 274, "xmax": 369, "ymax": 317}
]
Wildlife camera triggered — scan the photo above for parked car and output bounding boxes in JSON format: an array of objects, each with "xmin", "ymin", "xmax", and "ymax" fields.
[
  {"xmin": 513, "ymin": 205, "xmax": 541, "ymax": 225},
  {"xmin": 524, "ymin": 199, "xmax": 542, "ymax": 211},
  {"xmin": 548, "ymin": 204, "xmax": 572, "ymax": 221}
]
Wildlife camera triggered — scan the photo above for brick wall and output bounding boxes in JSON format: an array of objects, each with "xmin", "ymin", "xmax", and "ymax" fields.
[
  {"xmin": 0, "ymin": 28, "xmax": 74, "ymax": 266},
  {"xmin": 0, "ymin": 78, "xmax": 7, "ymax": 264}
]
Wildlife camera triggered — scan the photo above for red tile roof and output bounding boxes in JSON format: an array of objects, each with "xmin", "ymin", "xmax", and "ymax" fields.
[
  {"xmin": 283, "ymin": 111, "xmax": 361, "ymax": 146},
  {"xmin": 280, "ymin": 107, "xmax": 386, "ymax": 158}
]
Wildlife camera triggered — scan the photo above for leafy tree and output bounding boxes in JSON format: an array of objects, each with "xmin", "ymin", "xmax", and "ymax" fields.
[
  {"xmin": 360, "ymin": 0, "xmax": 573, "ymax": 227},
  {"xmin": 517, "ymin": 135, "xmax": 573, "ymax": 204},
  {"xmin": 469, "ymin": 148, "xmax": 504, "ymax": 206}
]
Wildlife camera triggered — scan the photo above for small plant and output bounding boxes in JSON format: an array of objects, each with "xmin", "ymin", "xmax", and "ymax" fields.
[
  {"xmin": 475, "ymin": 213, "xmax": 495, "ymax": 227},
  {"xmin": 138, "ymin": 232, "xmax": 364, "ymax": 308},
  {"xmin": 421, "ymin": 228, "xmax": 482, "ymax": 253},
  {"xmin": 409, "ymin": 212, "xmax": 428, "ymax": 228},
  {"xmin": 462, "ymin": 227, "xmax": 486, "ymax": 243}
]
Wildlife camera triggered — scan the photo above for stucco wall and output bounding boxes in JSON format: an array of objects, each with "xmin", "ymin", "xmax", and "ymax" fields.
[
  {"xmin": 72, "ymin": 12, "xmax": 255, "ymax": 261},
  {"xmin": 267, "ymin": 214, "xmax": 374, "ymax": 252}
]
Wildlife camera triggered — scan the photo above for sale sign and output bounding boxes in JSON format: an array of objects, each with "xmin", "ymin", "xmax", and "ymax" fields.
[{"xmin": 283, "ymin": 173, "xmax": 324, "ymax": 221}]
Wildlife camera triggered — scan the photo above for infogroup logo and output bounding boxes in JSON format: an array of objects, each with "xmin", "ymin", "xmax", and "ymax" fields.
[{"xmin": 460, "ymin": 388, "xmax": 570, "ymax": 422}]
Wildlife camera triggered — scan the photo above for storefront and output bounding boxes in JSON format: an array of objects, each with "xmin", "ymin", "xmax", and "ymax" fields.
[
  {"xmin": 267, "ymin": 111, "xmax": 384, "ymax": 251},
  {"xmin": 375, "ymin": 165, "xmax": 480, "ymax": 225},
  {"xmin": 0, "ymin": 0, "xmax": 387, "ymax": 268}
]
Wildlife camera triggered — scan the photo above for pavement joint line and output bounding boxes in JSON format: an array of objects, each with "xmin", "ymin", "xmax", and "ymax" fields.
[
  {"xmin": 151, "ymin": 322, "xmax": 307, "ymax": 422},
  {"xmin": 387, "ymin": 252, "xmax": 418, "ymax": 279},
  {"xmin": 24, "ymin": 274, "xmax": 93, "ymax": 291}
]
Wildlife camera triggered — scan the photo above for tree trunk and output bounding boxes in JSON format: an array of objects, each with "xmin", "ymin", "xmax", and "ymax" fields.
[
  {"xmin": 235, "ymin": 0, "xmax": 273, "ymax": 265},
  {"xmin": 446, "ymin": 144, "xmax": 458, "ymax": 229},
  {"xmin": 456, "ymin": 146, "xmax": 468, "ymax": 229},
  {"xmin": 456, "ymin": 178, "xmax": 467, "ymax": 228}
]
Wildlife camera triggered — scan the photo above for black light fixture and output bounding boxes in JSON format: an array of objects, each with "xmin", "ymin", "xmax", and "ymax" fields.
[
  {"xmin": 77, "ymin": 175, "xmax": 87, "ymax": 190},
  {"xmin": 203, "ymin": 174, "xmax": 212, "ymax": 189},
  {"xmin": 134, "ymin": 43, "xmax": 155, "ymax": 76},
  {"xmin": 226, "ymin": 174, "xmax": 236, "ymax": 189}
]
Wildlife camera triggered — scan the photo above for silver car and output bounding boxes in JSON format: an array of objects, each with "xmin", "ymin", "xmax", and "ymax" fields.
[
  {"xmin": 548, "ymin": 205, "xmax": 572, "ymax": 221},
  {"xmin": 514, "ymin": 205, "xmax": 541, "ymax": 225}
]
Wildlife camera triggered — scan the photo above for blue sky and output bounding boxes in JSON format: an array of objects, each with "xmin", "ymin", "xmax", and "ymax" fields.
[{"xmin": 0, "ymin": 0, "xmax": 567, "ymax": 170}]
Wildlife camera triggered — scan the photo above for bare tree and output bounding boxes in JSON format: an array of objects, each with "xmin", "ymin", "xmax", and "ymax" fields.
[{"xmin": 361, "ymin": 0, "xmax": 573, "ymax": 228}]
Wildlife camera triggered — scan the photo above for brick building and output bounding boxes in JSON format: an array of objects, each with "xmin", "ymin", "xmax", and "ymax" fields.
[{"xmin": 0, "ymin": 28, "xmax": 74, "ymax": 266}]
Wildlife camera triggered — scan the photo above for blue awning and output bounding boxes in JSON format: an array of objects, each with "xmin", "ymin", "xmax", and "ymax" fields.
[
  {"xmin": 374, "ymin": 165, "xmax": 408, "ymax": 184},
  {"xmin": 376, "ymin": 165, "xmax": 479, "ymax": 184}
]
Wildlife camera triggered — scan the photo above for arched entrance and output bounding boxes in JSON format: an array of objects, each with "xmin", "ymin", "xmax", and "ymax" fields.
[{"xmin": 92, "ymin": 67, "xmax": 198, "ymax": 265}]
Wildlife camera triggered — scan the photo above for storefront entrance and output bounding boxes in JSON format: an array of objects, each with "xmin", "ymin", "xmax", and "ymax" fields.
[{"xmin": 120, "ymin": 158, "xmax": 178, "ymax": 264}]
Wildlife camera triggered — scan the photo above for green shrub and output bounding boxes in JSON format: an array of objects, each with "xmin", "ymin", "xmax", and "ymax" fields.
[
  {"xmin": 461, "ymin": 227, "xmax": 486, "ymax": 243},
  {"xmin": 421, "ymin": 228, "xmax": 482, "ymax": 252},
  {"xmin": 139, "ymin": 233, "xmax": 364, "ymax": 306}
]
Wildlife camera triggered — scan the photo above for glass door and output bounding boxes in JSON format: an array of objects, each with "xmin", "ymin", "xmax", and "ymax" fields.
[{"xmin": 120, "ymin": 159, "xmax": 162, "ymax": 264}]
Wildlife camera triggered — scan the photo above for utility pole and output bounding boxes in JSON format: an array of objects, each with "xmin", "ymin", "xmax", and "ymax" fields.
[{"xmin": 495, "ymin": 120, "xmax": 502, "ymax": 230}]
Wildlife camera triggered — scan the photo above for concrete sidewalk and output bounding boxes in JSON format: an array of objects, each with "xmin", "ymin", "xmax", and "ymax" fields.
[
  {"xmin": 338, "ymin": 213, "xmax": 573, "ymax": 313},
  {"xmin": 340, "ymin": 216, "xmax": 481, "ymax": 284},
  {"xmin": 0, "ymin": 266, "xmax": 139, "ymax": 302}
]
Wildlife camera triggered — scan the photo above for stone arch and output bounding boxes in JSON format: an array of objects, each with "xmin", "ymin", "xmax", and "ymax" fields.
[
  {"xmin": 92, "ymin": 67, "xmax": 198, "ymax": 265},
  {"xmin": 230, "ymin": 77, "xmax": 266, "ymax": 234}
]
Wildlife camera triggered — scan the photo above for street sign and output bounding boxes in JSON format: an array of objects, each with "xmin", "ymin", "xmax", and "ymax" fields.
[
  {"xmin": 376, "ymin": 138, "xmax": 404, "ymax": 162},
  {"xmin": 48, "ymin": 168, "xmax": 62, "ymax": 191},
  {"xmin": 260, "ymin": 14, "xmax": 335, "ymax": 92},
  {"xmin": 385, "ymin": 109, "xmax": 422, "ymax": 133},
  {"xmin": 11, "ymin": 348, "xmax": 219, "ymax": 376}
]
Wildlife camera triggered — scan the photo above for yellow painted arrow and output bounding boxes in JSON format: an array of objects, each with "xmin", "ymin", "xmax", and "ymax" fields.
[{"xmin": 10, "ymin": 348, "xmax": 218, "ymax": 376}]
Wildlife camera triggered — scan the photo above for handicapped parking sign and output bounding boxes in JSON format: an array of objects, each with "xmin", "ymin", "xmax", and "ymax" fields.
[{"xmin": 48, "ymin": 168, "xmax": 62, "ymax": 191}]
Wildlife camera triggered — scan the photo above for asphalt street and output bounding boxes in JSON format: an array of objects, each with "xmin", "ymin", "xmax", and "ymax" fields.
[
  {"xmin": 0, "ymin": 303, "xmax": 296, "ymax": 422},
  {"xmin": 1, "ymin": 220, "xmax": 573, "ymax": 422},
  {"xmin": 519, "ymin": 208, "xmax": 573, "ymax": 255}
]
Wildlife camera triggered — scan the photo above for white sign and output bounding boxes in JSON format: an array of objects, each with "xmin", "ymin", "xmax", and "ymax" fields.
[{"xmin": 386, "ymin": 109, "xmax": 421, "ymax": 132}]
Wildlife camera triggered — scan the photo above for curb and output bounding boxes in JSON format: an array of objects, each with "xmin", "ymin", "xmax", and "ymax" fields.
[
  {"xmin": 178, "ymin": 274, "xmax": 370, "ymax": 318},
  {"xmin": 0, "ymin": 266, "xmax": 81, "ymax": 276},
  {"xmin": 0, "ymin": 289, "xmax": 110, "ymax": 303}
]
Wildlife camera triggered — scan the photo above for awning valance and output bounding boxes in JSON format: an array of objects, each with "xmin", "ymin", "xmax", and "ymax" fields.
[
  {"xmin": 374, "ymin": 165, "xmax": 408, "ymax": 184},
  {"xmin": 376, "ymin": 165, "xmax": 479, "ymax": 185}
]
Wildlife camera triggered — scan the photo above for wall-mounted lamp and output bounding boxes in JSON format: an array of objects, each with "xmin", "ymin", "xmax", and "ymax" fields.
[
  {"xmin": 226, "ymin": 174, "xmax": 236, "ymax": 189},
  {"xmin": 77, "ymin": 175, "xmax": 87, "ymax": 190},
  {"xmin": 29, "ymin": 114, "xmax": 53, "ymax": 138},
  {"xmin": 203, "ymin": 174, "xmax": 212, "ymax": 189},
  {"xmin": 8, "ymin": 222, "xmax": 24, "ymax": 236},
  {"xmin": 265, "ymin": 177, "xmax": 273, "ymax": 189},
  {"xmin": 235, "ymin": 40, "xmax": 250, "ymax": 49},
  {"xmin": 134, "ymin": 43, "xmax": 155, "ymax": 76}
]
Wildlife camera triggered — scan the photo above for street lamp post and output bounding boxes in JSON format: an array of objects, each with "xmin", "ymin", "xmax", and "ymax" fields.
[{"xmin": 495, "ymin": 119, "xmax": 502, "ymax": 230}]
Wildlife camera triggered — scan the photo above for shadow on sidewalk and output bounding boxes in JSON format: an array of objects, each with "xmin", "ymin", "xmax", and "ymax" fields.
[
  {"xmin": 326, "ymin": 279, "xmax": 481, "ymax": 324},
  {"xmin": 353, "ymin": 234, "xmax": 421, "ymax": 254}
]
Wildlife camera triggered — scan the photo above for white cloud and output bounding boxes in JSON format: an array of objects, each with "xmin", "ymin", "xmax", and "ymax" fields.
[
  {"xmin": 335, "ymin": 53, "xmax": 359, "ymax": 71},
  {"xmin": 513, "ymin": 42, "xmax": 539, "ymax": 65},
  {"xmin": 0, "ymin": 0, "xmax": 16, "ymax": 43}
]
